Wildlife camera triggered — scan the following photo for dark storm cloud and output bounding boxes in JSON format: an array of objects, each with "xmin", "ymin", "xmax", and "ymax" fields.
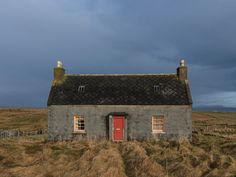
[
  {"xmin": 98, "ymin": 0, "xmax": 236, "ymax": 67},
  {"xmin": 0, "ymin": 0, "xmax": 235, "ymax": 107}
]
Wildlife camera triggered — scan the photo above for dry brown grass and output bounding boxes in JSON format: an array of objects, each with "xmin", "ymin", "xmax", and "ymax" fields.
[
  {"xmin": 0, "ymin": 108, "xmax": 47, "ymax": 131},
  {"xmin": 0, "ymin": 138, "xmax": 127, "ymax": 177},
  {"xmin": 1, "ymin": 134, "xmax": 235, "ymax": 177},
  {"xmin": 192, "ymin": 112, "xmax": 236, "ymax": 129},
  {"xmin": 0, "ymin": 109, "xmax": 236, "ymax": 177}
]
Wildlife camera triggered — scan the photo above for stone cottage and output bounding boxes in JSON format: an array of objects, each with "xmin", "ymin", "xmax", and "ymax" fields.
[{"xmin": 47, "ymin": 59, "xmax": 192, "ymax": 141}]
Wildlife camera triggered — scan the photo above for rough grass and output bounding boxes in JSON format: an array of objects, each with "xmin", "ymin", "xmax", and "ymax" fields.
[
  {"xmin": 0, "ymin": 109, "xmax": 236, "ymax": 177},
  {"xmin": 0, "ymin": 108, "xmax": 47, "ymax": 131},
  {"xmin": 0, "ymin": 135, "xmax": 235, "ymax": 177},
  {"xmin": 120, "ymin": 141, "xmax": 164, "ymax": 177},
  {"xmin": 193, "ymin": 112, "xmax": 236, "ymax": 128}
]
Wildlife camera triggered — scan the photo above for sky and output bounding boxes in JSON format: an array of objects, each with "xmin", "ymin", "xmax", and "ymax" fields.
[{"xmin": 0, "ymin": 0, "xmax": 236, "ymax": 108}]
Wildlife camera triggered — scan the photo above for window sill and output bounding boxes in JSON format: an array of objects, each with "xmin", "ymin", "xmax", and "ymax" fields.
[
  {"xmin": 73, "ymin": 130, "xmax": 86, "ymax": 134},
  {"xmin": 152, "ymin": 131, "xmax": 166, "ymax": 134}
]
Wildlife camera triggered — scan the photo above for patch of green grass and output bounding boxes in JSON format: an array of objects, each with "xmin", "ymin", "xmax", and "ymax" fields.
[
  {"xmin": 189, "ymin": 155, "xmax": 200, "ymax": 167},
  {"xmin": 66, "ymin": 147, "xmax": 88, "ymax": 158},
  {"xmin": 0, "ymin": 141, "xmax": 18, "ymax": 151},
  {"xmin": 12, "ymin": 114, "xmax": 46, "ymax": 129},
  {"xmin": 220, "ymin": 142, "xmax": 236, "ymax": 158},
  {"xmin": 222, "ymin": 156, "xmax": 232, "ymax": 168},
  {"xmin": 199, "ymin": 153, "xmax": 209, "ymax": 161},
  {"xmin": 25, "ymin": 144, "xmax": 43, "ymax": 154},
  {"xmin": 51, "ymin": 144, "xmax": 88, "ymax": 160},
  {"xmin": 0, "ymin": 155, "xmax": 5, "ymax": 161},
  {"xmin": 169, "ymin": 140, "xmax": 180, "ymax": 149},
  {"xmin": 192, "ymin": 133, "xmax": 225, "ymax": 152},
  {"xmin": 23, "ymin": 134, "xmax": 48, "ymax": 141},
  {"xmin": 2, "ymin": 160, "xmax": 17, "ymax": 168}
]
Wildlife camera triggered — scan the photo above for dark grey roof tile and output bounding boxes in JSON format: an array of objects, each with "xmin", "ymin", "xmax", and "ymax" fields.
[{"xmin": 47, "ymin": 74, "xmax": 192, "ymax": 105}]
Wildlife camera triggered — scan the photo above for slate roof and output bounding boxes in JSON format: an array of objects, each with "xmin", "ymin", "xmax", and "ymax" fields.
[{"xmin": 47, "ymin": 74, "xmax": 192, "ymax": 106}]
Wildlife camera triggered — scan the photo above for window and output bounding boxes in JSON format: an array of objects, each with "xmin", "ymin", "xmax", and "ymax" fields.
[
  {"xmin": 154, "ymin": 84, "xmax": 162, "ymax": 94},
  {"xmin": 58, "ymin": 88, "xmax": 63, "ymax": 95},
  {"xmin": 78, "ymin": 85, "xmax": 85, "ymax": 93},
  {"xmin": 154, "ymin": 85, "xmax": 159, "ymax": 93},
  {"xmin": 152, "ymin": 115, "xmax": 165, "ymax": 133},
  {"xmin": 74, "ymin": 115, "xmax": 85, "ymax": 133}
]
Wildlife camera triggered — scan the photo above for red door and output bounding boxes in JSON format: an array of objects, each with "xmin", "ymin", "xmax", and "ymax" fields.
[{"xmin": 113, "ymin": 116, "xmax": 124, "ymax": 141}]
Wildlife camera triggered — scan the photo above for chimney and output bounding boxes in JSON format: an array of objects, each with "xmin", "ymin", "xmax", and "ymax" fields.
[
  {"xmin": 54, "ymin": 61, "xmax": 65, "ymax": 82},
  {"xmin": 177, "ymin": 59, "xmax": 188, "ymax": 82}
]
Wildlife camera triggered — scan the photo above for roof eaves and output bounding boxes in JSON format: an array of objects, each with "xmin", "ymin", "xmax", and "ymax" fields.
[{"xmin": 65, "ymin": 73, "xmax": 177, "ymax": 77}]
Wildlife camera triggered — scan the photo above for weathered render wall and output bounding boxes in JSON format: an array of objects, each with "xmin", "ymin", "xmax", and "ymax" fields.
[{"xmin": 48, "ymin": 105, "xmax": 192, "ymax": 141}]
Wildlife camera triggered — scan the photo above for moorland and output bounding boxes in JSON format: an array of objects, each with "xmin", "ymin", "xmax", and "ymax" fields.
[{"xmin": 0, "ymin": 108, "xmax": 235, "ymax": 177}]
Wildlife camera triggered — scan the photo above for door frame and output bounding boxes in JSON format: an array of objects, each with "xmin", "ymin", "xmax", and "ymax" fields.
[{"xmin": 108, "ymin": 112, "xmax": 128, "ymax": 141}]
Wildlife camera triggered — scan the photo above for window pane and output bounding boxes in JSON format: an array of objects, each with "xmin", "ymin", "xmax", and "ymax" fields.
[
  {"xmin": 152, "ymin": 115, "xmax": 164, "ymax": 132},
  {"xmin": 74, "ymin": 115, "xmax": 85, "ymax": 131}
]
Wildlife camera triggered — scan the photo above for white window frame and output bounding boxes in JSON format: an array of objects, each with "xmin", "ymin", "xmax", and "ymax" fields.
[
  {"xmin": 78, "ymin": 85, "xmax": 85, "ymax": 93},
  {"xmin": 73, "ymin": 115, "xmax": 86, "ymax": 133},
  {"xmin": 154, "ymin": 85, "xmax": 160, "ymax": 93},
  {"xmin": 152, "ymin": 115, "xmax": 165, "ymax": 133}
]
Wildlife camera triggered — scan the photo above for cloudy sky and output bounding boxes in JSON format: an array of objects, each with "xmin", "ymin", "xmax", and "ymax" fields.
[{"xmin": 0, "ymin": 0, "xmax": 235, "ymax": 108}]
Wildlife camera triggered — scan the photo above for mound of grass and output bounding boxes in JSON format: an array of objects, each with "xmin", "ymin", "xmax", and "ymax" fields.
[{"xmin": 120, "ymin": 141, "xmax": 165, "ymax": 177}]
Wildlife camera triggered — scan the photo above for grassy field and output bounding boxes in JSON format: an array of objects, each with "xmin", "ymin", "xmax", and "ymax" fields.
[
  {"xmin": 0, "ymin": 109, "xmax": 236, "ymax": 177},
  {"xmin": 0, "ymin": 109, "xmax": 47, "ymax": 131}
]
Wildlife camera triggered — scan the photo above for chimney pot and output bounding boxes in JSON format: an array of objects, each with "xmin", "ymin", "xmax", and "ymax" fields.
[
  {"xmin": 57, "ymin": 61, "xmax": 63, "ymax": 68},
  {"xmin": 180, "ymin": 59, "xmax": 185, "ymax": 67}
]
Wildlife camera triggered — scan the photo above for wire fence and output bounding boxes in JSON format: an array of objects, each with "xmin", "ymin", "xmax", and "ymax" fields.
[
  {"xmin": 193, "ymin": 123, "xmax": 236, "ymax": 140},
  {"xmin": 193, "ymin": 124, "xmax": 236, "ymax": 133},
  {"xmin": 0, "ymin": 129, "xmax": 47, "ymax": 139}
]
